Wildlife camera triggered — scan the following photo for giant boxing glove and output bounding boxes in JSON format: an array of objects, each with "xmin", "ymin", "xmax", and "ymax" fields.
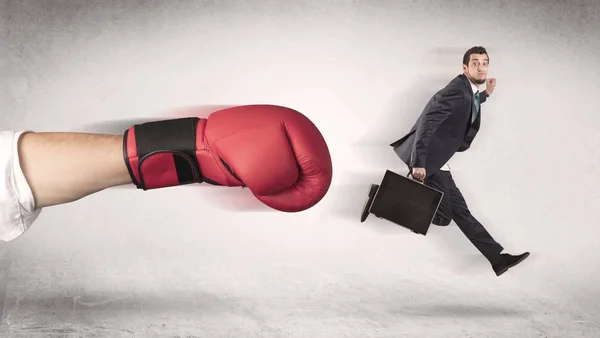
[{"xmin": 122, "ymin": 104, "xmax": 332, "ymax": 212}]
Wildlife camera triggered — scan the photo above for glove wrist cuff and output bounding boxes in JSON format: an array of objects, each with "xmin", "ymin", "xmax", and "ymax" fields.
[{"xmin": 123, "ymin": 117, "xmax": 203, "ymax": 190}]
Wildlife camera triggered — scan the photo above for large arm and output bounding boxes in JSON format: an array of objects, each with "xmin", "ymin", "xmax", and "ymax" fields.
[
  {"xmin": 411, "ymin": 88, "xmax": 464, "ymax": 168},
  {"xmin": 18, "ymin": 132, "xmax": 131, "ymax": 208}
]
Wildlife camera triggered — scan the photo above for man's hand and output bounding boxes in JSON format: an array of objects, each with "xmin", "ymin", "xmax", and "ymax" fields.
[
  {"xmin": 486, "ymin": 78, "xmax": 496, "ymax": 96},
  {"xmin": 412, "ymin": 167, "xmax": 426, "ymax": 182}
]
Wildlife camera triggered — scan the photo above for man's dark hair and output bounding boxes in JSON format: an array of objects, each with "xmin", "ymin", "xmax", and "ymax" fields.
[{"xmin": 463, "ymin": 46, "xmax": 489, "ymax": 66}]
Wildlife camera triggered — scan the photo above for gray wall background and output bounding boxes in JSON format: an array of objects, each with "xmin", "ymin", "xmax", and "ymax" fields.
[{"xmin": 1, "ymin": 0, "xmax": 599, "ymax": 336}]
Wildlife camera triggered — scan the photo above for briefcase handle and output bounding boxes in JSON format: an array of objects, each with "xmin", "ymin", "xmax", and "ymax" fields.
[{"xmin": 407, "ymin": 167, "xmax": 425, "ymax": 184}]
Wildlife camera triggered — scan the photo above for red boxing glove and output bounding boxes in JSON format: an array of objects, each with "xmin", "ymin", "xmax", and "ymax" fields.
[{"xmin": 123, "ymin": 104, "xmax": 333, "ymax": 212}]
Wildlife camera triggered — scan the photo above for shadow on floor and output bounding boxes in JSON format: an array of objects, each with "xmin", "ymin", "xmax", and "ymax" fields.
[{"xmin": 390, "ymin": 303, "xmax": 530, "ymax": 318}]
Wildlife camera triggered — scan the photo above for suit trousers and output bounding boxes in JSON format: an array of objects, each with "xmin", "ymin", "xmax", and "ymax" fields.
[{"xmin": 424, "ymin": 170, "xmax": 504, "ymax": 263}]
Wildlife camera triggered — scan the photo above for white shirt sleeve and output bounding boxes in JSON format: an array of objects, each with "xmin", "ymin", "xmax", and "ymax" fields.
[{"xmin": 0, "ymin": 130, "xmax": 42, "ymax": 242}]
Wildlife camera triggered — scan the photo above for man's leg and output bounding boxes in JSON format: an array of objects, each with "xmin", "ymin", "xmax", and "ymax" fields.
[
  {"xmin": 445, "ymin": 172, "xmax": 505, "ymax": 263},
  {"xmin": 423, "ymin": 171, "xmax": 452, "ymax": 226},
  {"xmin": 445, "ymin": 172, "xmax": 530, "ymax": 276},
  {"xmin": 423, "ymin": 170, "xmax": 529, "ymax": 275}
]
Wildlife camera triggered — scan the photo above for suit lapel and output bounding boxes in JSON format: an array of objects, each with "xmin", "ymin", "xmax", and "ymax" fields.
[{"xmin": 460, "ymin": 74, "xmax": 475, "ymax": 104}]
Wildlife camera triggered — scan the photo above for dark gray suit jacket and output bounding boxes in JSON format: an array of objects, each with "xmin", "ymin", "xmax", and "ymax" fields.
[{"xmin": 390, "ymin": 74, "xmax": 488, "ymax": 176}]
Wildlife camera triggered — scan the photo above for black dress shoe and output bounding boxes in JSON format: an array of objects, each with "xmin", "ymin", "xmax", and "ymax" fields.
[
  {"xmin": 360, "ymin": 184, "xmax": 379, "ymax": 222},
  {"xmin": 492, "ymin": 252, "xmax": 530, "ymax": 276}
]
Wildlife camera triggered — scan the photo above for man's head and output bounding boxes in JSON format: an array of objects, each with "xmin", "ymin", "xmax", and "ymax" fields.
[{"xmin": 462, "ymin": 46, "xmax": 489, "ymax": 85}]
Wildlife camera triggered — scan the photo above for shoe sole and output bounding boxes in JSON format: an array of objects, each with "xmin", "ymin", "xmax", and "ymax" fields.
[
  {"xmin": 360, "ymin": 184, "xmax": 379, "ymax": 223},
  {"xmin": 495, "ymin": 252, "xmax": 530, "ymax": 276}
]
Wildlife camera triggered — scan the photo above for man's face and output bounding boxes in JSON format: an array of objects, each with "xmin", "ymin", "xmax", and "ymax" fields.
[{"xmin": 463, "ymin": 53, "xmax": 488, "ymax": 85}]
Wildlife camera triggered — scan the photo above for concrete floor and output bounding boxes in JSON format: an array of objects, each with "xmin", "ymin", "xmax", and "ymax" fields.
[
  {"xmin": 1, "ymin": 0, "xmax": 600, "ymax": 336},
  {"xmin": 1, "ymin": 184, "xmax": 599, "ymax": 337},
  {"xmin": 1, "ymin": 234, "xmax": 598, "ymax": 337}
]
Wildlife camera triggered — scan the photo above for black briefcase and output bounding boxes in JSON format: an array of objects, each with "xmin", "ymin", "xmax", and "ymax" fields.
[{"xmin": 360, "ymin": 169, "xmax": 444, "ymax": 235}]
